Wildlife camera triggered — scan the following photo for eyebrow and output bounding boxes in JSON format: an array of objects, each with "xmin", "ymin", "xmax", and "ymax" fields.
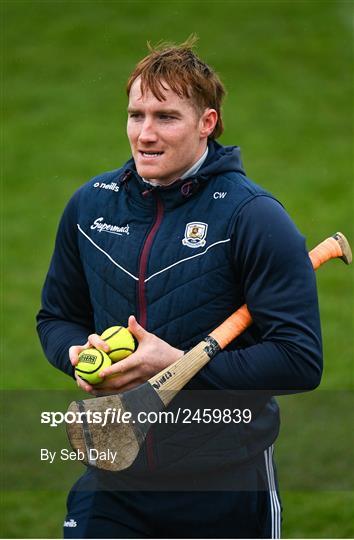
[{"xmin": 127, "ymin": 107, "xmax": 182, "ymax": 116}]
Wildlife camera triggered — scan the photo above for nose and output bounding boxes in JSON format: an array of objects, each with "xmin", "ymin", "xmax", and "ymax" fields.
[{"xmin": 138, "ymin": 118, "xmax": 158, "ymax": 144}]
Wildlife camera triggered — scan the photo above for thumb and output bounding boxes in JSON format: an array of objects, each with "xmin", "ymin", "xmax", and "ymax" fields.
[{"xmin": 128, "ymin": 315, "xmax": 148, "ymax": 342}]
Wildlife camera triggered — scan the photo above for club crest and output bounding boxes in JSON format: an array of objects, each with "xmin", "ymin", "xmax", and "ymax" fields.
[{"xmin": 182, "ymin": 222, "xmax": 208, "ymax": 248}]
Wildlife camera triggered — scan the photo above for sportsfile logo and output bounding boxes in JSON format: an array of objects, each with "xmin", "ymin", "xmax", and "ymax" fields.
[
  {"xmin": 93, "ymin": 181, "xmax": 119, "ymax": 192},
  {"xmin": 63, "ymin": 519, "xmax": 77, "ymax": 528},
  {"xmin": 91, "ymin": 217, "xmax": 130, "ymax": 236}
]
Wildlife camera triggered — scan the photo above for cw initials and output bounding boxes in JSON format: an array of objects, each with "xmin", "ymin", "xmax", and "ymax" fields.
[{"xmin": 213, "ymin": 192, "xmax": 227, "ymax": 199}]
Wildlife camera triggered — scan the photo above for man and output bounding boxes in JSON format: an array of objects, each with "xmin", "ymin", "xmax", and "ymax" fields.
[{"xmin": 37, "ymin": 37, "xmax": 322, "ymax": 538}]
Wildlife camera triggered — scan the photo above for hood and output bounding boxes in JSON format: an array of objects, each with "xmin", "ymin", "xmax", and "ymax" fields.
[
  {"xmin": 119, "ymin": 140, "xmax": 246, "ymax": 208},
  {"xmin": 199, "ymin": 140, "xmax": 245, "ymax": 178}
]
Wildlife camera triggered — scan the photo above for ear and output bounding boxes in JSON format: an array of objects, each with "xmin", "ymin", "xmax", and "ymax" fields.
[{"xmin": 199, "ymin": 108, "xmax": 218, "ymax": 138}]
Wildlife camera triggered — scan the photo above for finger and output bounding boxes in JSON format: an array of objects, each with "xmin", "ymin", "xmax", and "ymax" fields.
[
  {"xmin": 97, "ymin": 368, "xmax": 142, "ymax": 390},
  {"xmin": 69, "ymin": 347, "xmax": 79, "ymax": 366},
  {"xmin": 94, "ymin": 380, "xmax": 142, "ymax": 394},
  {"xmin": 75, "ymin": 373, "xmax": 94, "ymax": 394},
  {"xmin": 128, "ymin": 315, "xmax": 149, "ymax": 343},
  {"xmin": 69, "ymin": 341, "xmax": 90, "ymax": 366},
  {"xmin": 88, "ymin": 333, "xmax": 110, "ymax": 353},
  {"xmin": 89, "ymin": 388, "xmax": 116, "ymax": 397},
  {"xmin": 99, "ymin": 351, "xmax": 141, "ymax": 377}
]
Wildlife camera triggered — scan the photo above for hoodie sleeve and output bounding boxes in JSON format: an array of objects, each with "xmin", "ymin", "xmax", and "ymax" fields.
[
  {"xmin": 36, "ymin": 189, "xmax": 95, "ymax": 377},
  {"xmin": 191, "ymin": 195, "xmax": 323, "ymax": 394}
]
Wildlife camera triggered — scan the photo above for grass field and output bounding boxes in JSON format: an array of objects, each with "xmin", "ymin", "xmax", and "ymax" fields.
[{"xmin": 1, "ymin": 0, "xmax": 353, "ymax": 537}]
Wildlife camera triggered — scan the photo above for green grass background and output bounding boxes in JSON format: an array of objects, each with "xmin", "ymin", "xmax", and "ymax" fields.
[{"xmin": 1, "ymin": 0, "xmax": 353, "ymax": 537}]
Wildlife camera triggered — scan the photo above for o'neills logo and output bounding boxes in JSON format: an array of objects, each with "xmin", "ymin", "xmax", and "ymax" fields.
[
  {"xmin": 91, "ymin": 217, "xmax": 130, "ymax": 236},
  {"xmin": 151, "ymin": 371, "xmax": 173, "ymax": 390},
  {"xmin": 63, "ymin": 519, "xmax": 77, "ymax": 528},
  {"xmin": 93, "ymin": 181, "xmax": 119, "ymax": 192}
]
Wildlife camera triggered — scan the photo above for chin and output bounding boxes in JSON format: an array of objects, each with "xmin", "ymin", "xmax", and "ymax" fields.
[
  {"xmin": 136, "ymin": 166, "xmax": 164, "ymax": 180},
  {"xmin": 136, "ymin": 168, "xmax": 156, "ymax": 179}
]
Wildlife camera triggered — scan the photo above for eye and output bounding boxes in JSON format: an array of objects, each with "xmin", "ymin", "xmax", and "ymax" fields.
[
  {"xmin": 159, "ymin": 114, "xmax": 176, "ymax": 121},
  {"xmin": 128, "ymin": 112, "xmax": 143, "ymax": 120}
]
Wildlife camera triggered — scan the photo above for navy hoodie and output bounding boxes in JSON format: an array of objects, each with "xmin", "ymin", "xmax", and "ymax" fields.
[{"xmin": 37, "ymin": 140, "xmax": 322, "ymax": 476}]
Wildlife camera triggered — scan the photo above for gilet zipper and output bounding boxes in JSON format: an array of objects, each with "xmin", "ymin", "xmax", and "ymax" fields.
[{"xmin": 137, "ymin": 191, "xmax": 164, "ymax": 470}]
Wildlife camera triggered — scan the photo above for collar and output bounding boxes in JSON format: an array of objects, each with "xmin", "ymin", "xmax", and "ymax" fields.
[{"xmin": 142, "ymin": 147, "xmax": 209, "ymax": 187}]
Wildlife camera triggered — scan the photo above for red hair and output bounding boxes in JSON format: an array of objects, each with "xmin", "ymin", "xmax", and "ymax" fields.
[{"xmin": 126, "ymin": 36, "xmax": 226, "ymax": 139}]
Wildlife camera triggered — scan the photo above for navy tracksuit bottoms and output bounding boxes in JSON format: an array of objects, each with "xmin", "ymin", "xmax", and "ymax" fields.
[{"xmin": 63, "ymin": 446, "xmax": 282, "ymax": 538}]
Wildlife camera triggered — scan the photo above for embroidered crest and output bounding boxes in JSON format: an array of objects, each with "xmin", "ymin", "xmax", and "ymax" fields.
[{"xmin": 182, "ymin": 222, "xmax": 208, "ymax": 248}]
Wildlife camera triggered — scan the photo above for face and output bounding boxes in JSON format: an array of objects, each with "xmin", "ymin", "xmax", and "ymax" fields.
[{"xmin": 127, "ymin": 77, "xmax": 217, "ymax": 185}]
